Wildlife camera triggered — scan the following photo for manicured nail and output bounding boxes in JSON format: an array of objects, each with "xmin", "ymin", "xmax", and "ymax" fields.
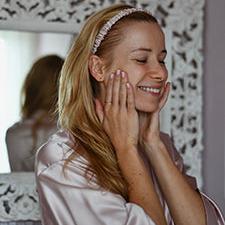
[
  {"xmin": 116, "ymin": 69, "xmax": 121, "ymax": 76},
  {"xmin": 126, "ymin": 82, "xmax": 130, "ymax": 88},
  {"xmin": 121, "ymin": 71, "xmax": 125, "ymax": 78},
  {"xmin": 110, "ymin": 73, "xmax": 114, "ymax": 79}
]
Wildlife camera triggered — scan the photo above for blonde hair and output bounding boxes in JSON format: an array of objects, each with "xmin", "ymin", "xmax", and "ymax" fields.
[{"xmin": 58, "ymin": 4, "xmax": 158, "ymax": 199}]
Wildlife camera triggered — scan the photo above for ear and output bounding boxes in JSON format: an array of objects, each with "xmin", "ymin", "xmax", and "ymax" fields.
[{"xmin": 88, "ymin": 55, "xmax": 105, "ymax": 82}]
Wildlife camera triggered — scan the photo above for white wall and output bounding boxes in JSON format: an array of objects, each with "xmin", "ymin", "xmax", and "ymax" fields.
[{"xmin": 203, "ymin": 0, "xmax": 225, "ymax": 215}]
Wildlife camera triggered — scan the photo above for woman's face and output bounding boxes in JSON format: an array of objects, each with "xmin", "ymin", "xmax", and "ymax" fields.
[{"xmin": 102, "ymin": 21, "xmax": 168, "ymax": 113}]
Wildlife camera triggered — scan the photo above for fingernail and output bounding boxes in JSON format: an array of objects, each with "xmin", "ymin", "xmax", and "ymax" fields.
[
  {"xmin": 121, "ymin": 71, "xmax": 125, "ymax": 78},
  {"xmin": 116, "ymin": 69, "xmax": 121, "ymax": 76},
  {"xmin": 126, "ymin": 83, "xmax": 130, "ymax": 88},
  {"xmin": 110, "ymin": 73, "xmax": 114, "ymax": 79}
]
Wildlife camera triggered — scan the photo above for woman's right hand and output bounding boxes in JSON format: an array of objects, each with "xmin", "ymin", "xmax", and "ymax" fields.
[{"xmin": 95, "ymin": 69, "xmax": 139, "ymax": 153}]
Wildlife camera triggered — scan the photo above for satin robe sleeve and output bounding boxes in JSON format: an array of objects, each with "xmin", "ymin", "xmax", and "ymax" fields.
[
  {"xmin": 161, "ymin": 133, "xmax": 225, "ymax": 225},
  {"xmin": 35, "ymin": 134, "xmax": 156, "ymax": 225}
]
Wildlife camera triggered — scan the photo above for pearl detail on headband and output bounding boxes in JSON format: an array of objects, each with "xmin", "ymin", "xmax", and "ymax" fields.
[{"xmin": 91, "ymin": 7, "xmax": 149, "ymax": 54}]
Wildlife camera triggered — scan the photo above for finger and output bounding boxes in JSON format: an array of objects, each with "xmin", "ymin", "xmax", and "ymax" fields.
[
  {"xmin": 94, "ymin": 98, "xmax": 104, "ymax": 123},
  {"xmin": 105, "ymin": 73, "xmax": 114, "ymax": 106},
  {"xmin": 127, "ymin": 82, "xmax": 135, "ymax": 111},
  {"xmin": 112, "ymin": 69, "xmax": 121, "ymax": 106},
  {"xmin": 119, "ymin": 71, "xmax": 127, "ymax": 108},
  {"xmin": 159, "ymin": 82, "xmax": 170, "ymax": 110}
]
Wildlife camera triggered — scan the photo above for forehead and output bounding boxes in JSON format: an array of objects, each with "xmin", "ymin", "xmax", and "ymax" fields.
[{"xmin": 118, "ymin": 21, "xmax": 165, "ymax": 52}]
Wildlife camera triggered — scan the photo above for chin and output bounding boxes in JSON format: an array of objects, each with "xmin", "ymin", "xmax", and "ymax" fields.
[{"xmin": 135, "ymin": 102, "xmax": 159, "ymax": 113}]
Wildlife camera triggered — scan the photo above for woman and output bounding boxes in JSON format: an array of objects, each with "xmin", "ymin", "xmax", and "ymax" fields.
[
  {"xmin": 35, "ymin": 4, "xmax": 224, "ymax": 225},
  {"xmin": 6, "ymin": 54, "xmax": 64, "ymax": 171}
]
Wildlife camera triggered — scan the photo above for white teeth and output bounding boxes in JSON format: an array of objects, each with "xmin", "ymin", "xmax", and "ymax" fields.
[{"xmin": 138, "ymin": 86, "xmax": 160, "ymax": 93}]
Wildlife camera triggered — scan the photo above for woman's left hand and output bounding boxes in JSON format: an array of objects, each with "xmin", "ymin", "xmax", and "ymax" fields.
[{"xmin": 141, "ymin": 82, "xmax": 171, "ymax": 148}]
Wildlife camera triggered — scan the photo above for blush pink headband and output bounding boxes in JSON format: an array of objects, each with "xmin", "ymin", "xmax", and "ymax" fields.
[{"xmin": 91, "ymin": 7, "xmax": 150, "ymax": 54}]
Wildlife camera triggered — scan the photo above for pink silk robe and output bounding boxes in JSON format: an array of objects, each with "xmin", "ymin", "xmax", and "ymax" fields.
[{"xmin": 35, "ymin": 130, "xmax": 225, "ymax": 225}]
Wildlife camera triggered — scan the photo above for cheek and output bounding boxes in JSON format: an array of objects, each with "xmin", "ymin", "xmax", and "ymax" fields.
[
  {"xmin": 126, "ymin": 68, "xmax": 143, "ymax": 91},
  {"xmin": 122, "ymin": 66, "xmax": 143, "ymax": 87},
  {"xmin": 106, "ymin": 57, "xmax": 142, "ymax": 87},
  {"xmin": 127, "ymin": 76, "xmax": 140, "ymax": 90}
]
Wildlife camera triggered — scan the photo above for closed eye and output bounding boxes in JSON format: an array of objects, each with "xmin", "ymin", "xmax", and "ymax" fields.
[{"xmin": 135, "ymin": 59, "xmax": 147, "ymax": 64}]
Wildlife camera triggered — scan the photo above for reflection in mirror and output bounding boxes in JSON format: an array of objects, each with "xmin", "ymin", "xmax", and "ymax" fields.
[
  {"xmin": 6, "ymin": 54, "xmax": 64, "ymax": 172},
  {"xmin": 0, "ymin": 31, "xmax": 73, "ymax": 173}
]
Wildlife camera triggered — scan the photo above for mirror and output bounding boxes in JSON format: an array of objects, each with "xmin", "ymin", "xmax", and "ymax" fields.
[{"xmin": 0, "ymin": 30, "xmax": 74, "ymax": 173}]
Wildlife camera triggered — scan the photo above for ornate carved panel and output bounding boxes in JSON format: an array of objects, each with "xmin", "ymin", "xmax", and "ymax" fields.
[
  {"xmin": 0, "ymin": 0, "xmax": 205, "ymax": 221},
  {"xmin": 0, "ymin": 173, "xmax": 40, "ymax": 221}
]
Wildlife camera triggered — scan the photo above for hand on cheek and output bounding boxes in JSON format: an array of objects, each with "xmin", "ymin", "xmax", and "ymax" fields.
[
  {"xmin": 158, "ymin": 82, "xmax": 170, "ymax": 111},
  {"xmin": 141, "ymin": 82, "xmax": 170, "ymax": 148},
  {"xmin": 95, "ymin": 69, "xmax": 139, "ymax": 153}
]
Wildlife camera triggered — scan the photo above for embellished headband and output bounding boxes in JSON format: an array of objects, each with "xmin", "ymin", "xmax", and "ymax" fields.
[{"xmin": 91, "ymin": 7, "xmax": 149, "ymax": 54}]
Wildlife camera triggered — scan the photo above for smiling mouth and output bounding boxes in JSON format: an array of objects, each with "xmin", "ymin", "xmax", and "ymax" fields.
[{"xmin": 138, "ymin": 86, "xmax": 161, "ymax": 94}]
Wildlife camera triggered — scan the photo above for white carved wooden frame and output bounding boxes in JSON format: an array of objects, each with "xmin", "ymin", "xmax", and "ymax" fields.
[{"xmin": 0, "ymin": 0, "xmax": 205, "ymax": 221}]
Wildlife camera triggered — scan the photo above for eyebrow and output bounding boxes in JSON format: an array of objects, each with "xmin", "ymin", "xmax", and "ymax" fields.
[{"xmin": 131, "ymin": 48, "xmax": 167, "ymax": 55}]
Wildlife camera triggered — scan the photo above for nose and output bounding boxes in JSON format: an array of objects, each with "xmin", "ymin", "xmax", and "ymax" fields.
[{"xmin": 149, "ymin": 63, "xmax": 167, "ymax": 82}]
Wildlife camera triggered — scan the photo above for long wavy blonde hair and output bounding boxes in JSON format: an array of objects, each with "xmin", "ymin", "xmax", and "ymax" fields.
[{"xmin": 58, "ymin": 4, "xmax": 158, "ymax": 199}]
